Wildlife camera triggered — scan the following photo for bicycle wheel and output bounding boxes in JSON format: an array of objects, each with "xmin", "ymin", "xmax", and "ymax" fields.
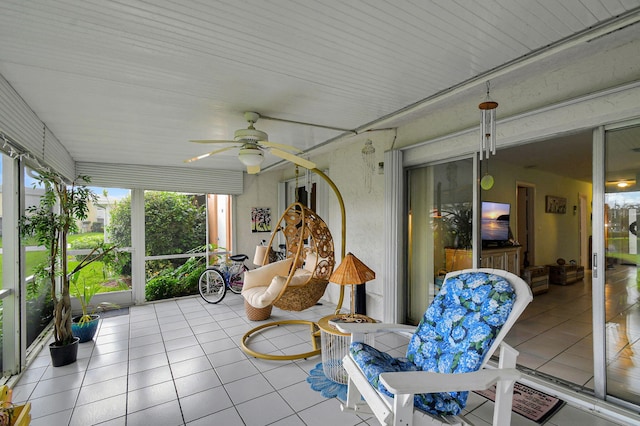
[
  {"xmin": 199, "ymin": 268, "xmax": 226, "ymax": 303},
  {"xmin": 228, "ymin": 264, "xmax": 248, "ymax": 294}
]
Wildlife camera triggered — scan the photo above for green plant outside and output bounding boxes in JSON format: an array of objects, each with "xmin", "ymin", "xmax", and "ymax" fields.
[
  {"xmin": 108, "ymin": 191, "xmax": 206, "ymax": 278},
  {"xmin": 145, "ymin": 254, "xmax": 207, "ymax": 301},
  {"xmin": 69, "ymin": 272, "xmax": 121, "ymax": 325}
]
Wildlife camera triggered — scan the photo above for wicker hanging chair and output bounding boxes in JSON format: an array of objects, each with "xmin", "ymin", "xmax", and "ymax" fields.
[
  {"xmin": 242, "ymin": 202, "xmax": 335, "ymax": 314},
  {"xmin": 241, "ymin": 202, "xmax": 335, "ymax": 360}
]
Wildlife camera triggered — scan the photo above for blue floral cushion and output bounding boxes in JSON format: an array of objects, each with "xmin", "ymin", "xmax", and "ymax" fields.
[
  {"xmin": 350, "ymin": 342, "xmax": 418, "ymax": 393},
  {"xmin": 349, "ymin": 272, "xmax": 516, "ymax": 417}
]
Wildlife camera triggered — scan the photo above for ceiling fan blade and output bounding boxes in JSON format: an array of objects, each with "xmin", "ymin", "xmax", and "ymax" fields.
[
  {"xmin": 270, "ymin": 148, "xmax": 316, "ymax": 170},
  {"xmin": 189, "ymin": 139, "xmax": 238, "ymax": 144},
  {"xmin": 260, "ymin": 141, "xmax": 303, "ymax": 153},
  {"xmin": 184, "ymin": 146, "xmax": 236, "ymax": 163},
  {"xmin": 247, "ymin": 165, "xmax": 261, "ymax": 174}
]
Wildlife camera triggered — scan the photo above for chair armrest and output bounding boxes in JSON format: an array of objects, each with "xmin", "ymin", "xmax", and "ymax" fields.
[
  {"xmin": 334, "ymin": 322, "xmax": 415, "ymax": 335},
  {"xmin": 379, "ymin": 368, "xmax": 521, "ymax": 395}
]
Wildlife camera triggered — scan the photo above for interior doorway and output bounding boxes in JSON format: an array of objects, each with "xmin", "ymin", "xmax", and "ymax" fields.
[
  {"xmin": 579, "ymin": 193, "xmax": 589, "ymax": 268},
  {"xmin": 517, "ymin": 183, "xmax": 535, "ymax": 269}
]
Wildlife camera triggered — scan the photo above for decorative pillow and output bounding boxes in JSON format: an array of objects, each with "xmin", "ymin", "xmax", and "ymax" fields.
[
  {"xmin": 303, "ymin": 252, "xmax": 318, "ymax": 273},
  {"xmin": 292, "ymin": 269, "xmax": 313, "ymax": 285},
  {"xmin": 242, "ymin": 267, "xmax": 312, "ymax": 308},
  {"xmin": 269, "ymin": 270, "xmax": 312, "ymax": 289},
  {"xmin": 242, "ymin": 280, "xmax": 286, "ymax": 308},
  {"xmin": 241, "ymin": 258, "xmax": 293, "ymax": 291}
]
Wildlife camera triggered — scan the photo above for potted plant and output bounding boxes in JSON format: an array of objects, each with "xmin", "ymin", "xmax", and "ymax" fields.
[
  {"xmin": 20, "ymin": 170, "xmax": 115, "ymax": 366},
  {"xmin": 69, "ymin": 266, "xmax": 120, "ymax": 343},
  {"xmin": 442, "ymin": 202, "xmax": 473, "ymax": 249}
]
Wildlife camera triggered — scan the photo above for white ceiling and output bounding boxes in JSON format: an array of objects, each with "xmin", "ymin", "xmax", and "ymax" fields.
[{"xmin": 1, "ymin": 1, "xmax": 639, "ymax": 173}]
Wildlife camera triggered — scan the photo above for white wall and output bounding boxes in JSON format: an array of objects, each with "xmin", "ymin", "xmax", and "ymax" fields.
[{"xmin": 236, "ymin": 171, "xmax": 281, "ymax": 264}]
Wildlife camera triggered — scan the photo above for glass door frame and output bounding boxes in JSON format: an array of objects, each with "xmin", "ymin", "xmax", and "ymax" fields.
[
  {"xmin": 593, "ymin": 124, "xmax": 606, "ymax": 400},
  {"xmin": 595, "ymin": 118, "xmax": 640, "ymax": 404},
  {"xmin": 1, "ymin": 154, "xmax": 24, "ymax": 376}
]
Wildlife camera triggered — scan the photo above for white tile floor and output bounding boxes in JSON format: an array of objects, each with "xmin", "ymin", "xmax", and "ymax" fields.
[
  {"xmin": 9, "ymin": 292, "xmax": 634, "ymax": 425},
  {"xmin": 508, "ymin": 272, "xmax": 596, "ymax": 387},
  {"xmin": 508, "ymin": 264, "xmax": 640, "ymax": 405}
]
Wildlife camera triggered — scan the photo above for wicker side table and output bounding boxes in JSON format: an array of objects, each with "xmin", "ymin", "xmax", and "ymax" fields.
[{"xmin": 317, "ymin": 314, "xmax": 375, "ymax": 384}]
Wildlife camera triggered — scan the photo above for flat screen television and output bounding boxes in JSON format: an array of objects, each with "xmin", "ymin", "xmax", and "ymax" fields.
[{"xmin": 481, "ymin": 201, "xmax": 511, "ymax": 246}]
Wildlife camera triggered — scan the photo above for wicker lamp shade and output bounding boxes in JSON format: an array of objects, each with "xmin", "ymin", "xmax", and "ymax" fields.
[
  {"xmin": 330, "ymin": 252, "xmax": 375, "ymax": 285},
  {"xmin": 330, "ymin": 253, "xmax": 375, "ymax": 314}
]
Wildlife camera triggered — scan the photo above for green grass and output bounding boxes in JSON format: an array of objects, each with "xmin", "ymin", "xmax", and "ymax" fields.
[
  {"xmin": 0, "ymin": 250, "xmax": 48, "ymax": 288},
  {"xmin": 1, "ymin": 232, "xmax": 126, "ymax": 293},
  {"xmin": 67, "ymin": 260, "xmax": 127, "ymax": 293}
]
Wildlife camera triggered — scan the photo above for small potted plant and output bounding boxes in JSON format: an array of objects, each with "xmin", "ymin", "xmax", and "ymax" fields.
[{"xmin": 69, "ymin": 266, "xmax": 119, "ymax": 343}]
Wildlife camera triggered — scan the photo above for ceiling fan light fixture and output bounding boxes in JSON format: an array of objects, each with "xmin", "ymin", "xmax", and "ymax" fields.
[{"xmin": 238, "ymin": 147, "xmax": 264, "ymax": 166}]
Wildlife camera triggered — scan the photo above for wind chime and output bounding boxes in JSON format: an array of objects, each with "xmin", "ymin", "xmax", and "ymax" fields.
[
  {"xmin": 479, "ymin": 81, "xmax": 498, "ymax": 190},
  {"xmin": 361, "ymin": 139, "xmax": 375, "ymax": 193}
]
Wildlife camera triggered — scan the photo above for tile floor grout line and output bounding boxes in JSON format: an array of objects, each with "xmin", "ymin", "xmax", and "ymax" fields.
[
  {"xmin": 180, "ymin": 297, "xmax": 246, "ymax": 425},
  {"xmin": 156, "ymin": 301, "xmax": 188, "ymax": 426}
]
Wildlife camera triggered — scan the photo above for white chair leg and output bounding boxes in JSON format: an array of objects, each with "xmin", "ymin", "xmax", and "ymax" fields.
[
  {"xmin": 492, "ymin": 343, "xmax": 520, "ymax": 426},
  {"xmin": 392, "ymin": 393, "xmax": 414, "ymax": 426},
  {"xmin": 493, "ymin": 378, "xmax": 516, "ymax": 426},
  {"xmin": 345, "ymin": 376, "xmax": 361, "ymax": 410}
]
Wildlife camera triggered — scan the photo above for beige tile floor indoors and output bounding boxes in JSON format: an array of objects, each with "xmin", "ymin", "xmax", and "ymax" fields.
[
  {"xmin": 507, "ymin": 264, "xmax": 640, "ymax": 404},
  {"xmin": 9, "ymin": 284, "xmax": 635, "ymax": 425},
  {"xmin": 507, "ymin": 269, "xmax": 596, "ymax": 387}
]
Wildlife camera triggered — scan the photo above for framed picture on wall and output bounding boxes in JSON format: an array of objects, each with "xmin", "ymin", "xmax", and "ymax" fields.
[
  {"xmin": 545, "ymin": 196, "xmax": 567, "ymax": 214},
  {"xmin": 251, "ymin": 207, "xmax": 272, "ymax": 232}
]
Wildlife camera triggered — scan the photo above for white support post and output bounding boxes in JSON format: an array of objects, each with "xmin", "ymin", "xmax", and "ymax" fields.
[{"xmin": 131, "ymin": 188, "xmax": 146, "ymax": 304}]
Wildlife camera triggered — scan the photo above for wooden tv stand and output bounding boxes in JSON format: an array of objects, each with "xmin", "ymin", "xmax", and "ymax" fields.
[{"xmin": 444, "ymin": 246, "xmax": 521, "ymax": 275}]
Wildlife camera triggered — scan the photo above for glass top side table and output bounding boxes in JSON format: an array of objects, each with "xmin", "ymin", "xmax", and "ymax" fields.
[{"xmin": 317, "ymin": 314, "xmax": 376, "ymax": 384}]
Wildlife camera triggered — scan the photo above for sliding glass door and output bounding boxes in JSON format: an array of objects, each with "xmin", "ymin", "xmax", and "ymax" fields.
[
  {"xmin": 603, "ymin": 122, "xmax": 640, "ymax": 406},
  {"xmin": 406, "ymin": 158, "xmax": 474, "ymax": 324}
]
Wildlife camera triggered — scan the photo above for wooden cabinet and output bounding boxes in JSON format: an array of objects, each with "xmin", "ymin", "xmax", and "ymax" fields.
[
  {"xmin": 480, "ymin": 247, "xmax": 520, "ymax": 275},
  {"xmin": 445, "ymin": 246, "xmax": 521, "ymax": 275},
  {"xmin": 445, "ymin": 248, "xmax": 473, "ymax": 271}
]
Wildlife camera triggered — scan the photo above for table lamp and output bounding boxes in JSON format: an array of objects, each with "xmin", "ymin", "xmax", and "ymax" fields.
[
  {"xmin": 253, "ymin": 244, "xmax": 268, "ymax": 266},
  {"xmin": 329, "ymin": 252, "xmax": 375, "ymax": 316}
]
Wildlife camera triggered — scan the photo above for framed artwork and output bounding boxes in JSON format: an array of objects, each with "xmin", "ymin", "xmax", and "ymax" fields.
[
  {"xmin": 545, "ymin": 196, "xmax": 567, "ymax": 214},
  {"xmin": 251, "ymin": 207, "xmax": 272, "ymax": 232}
]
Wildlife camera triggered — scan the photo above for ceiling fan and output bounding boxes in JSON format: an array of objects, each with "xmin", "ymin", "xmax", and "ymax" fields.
[{"xmin": 185, "ymin": 111, "xmax": 316, "ymax": 174}]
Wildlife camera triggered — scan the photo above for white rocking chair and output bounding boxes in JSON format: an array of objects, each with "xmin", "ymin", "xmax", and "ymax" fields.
[{"xmin": 338, "ymin": 268, "xmax": 533, "ymax": 426}]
